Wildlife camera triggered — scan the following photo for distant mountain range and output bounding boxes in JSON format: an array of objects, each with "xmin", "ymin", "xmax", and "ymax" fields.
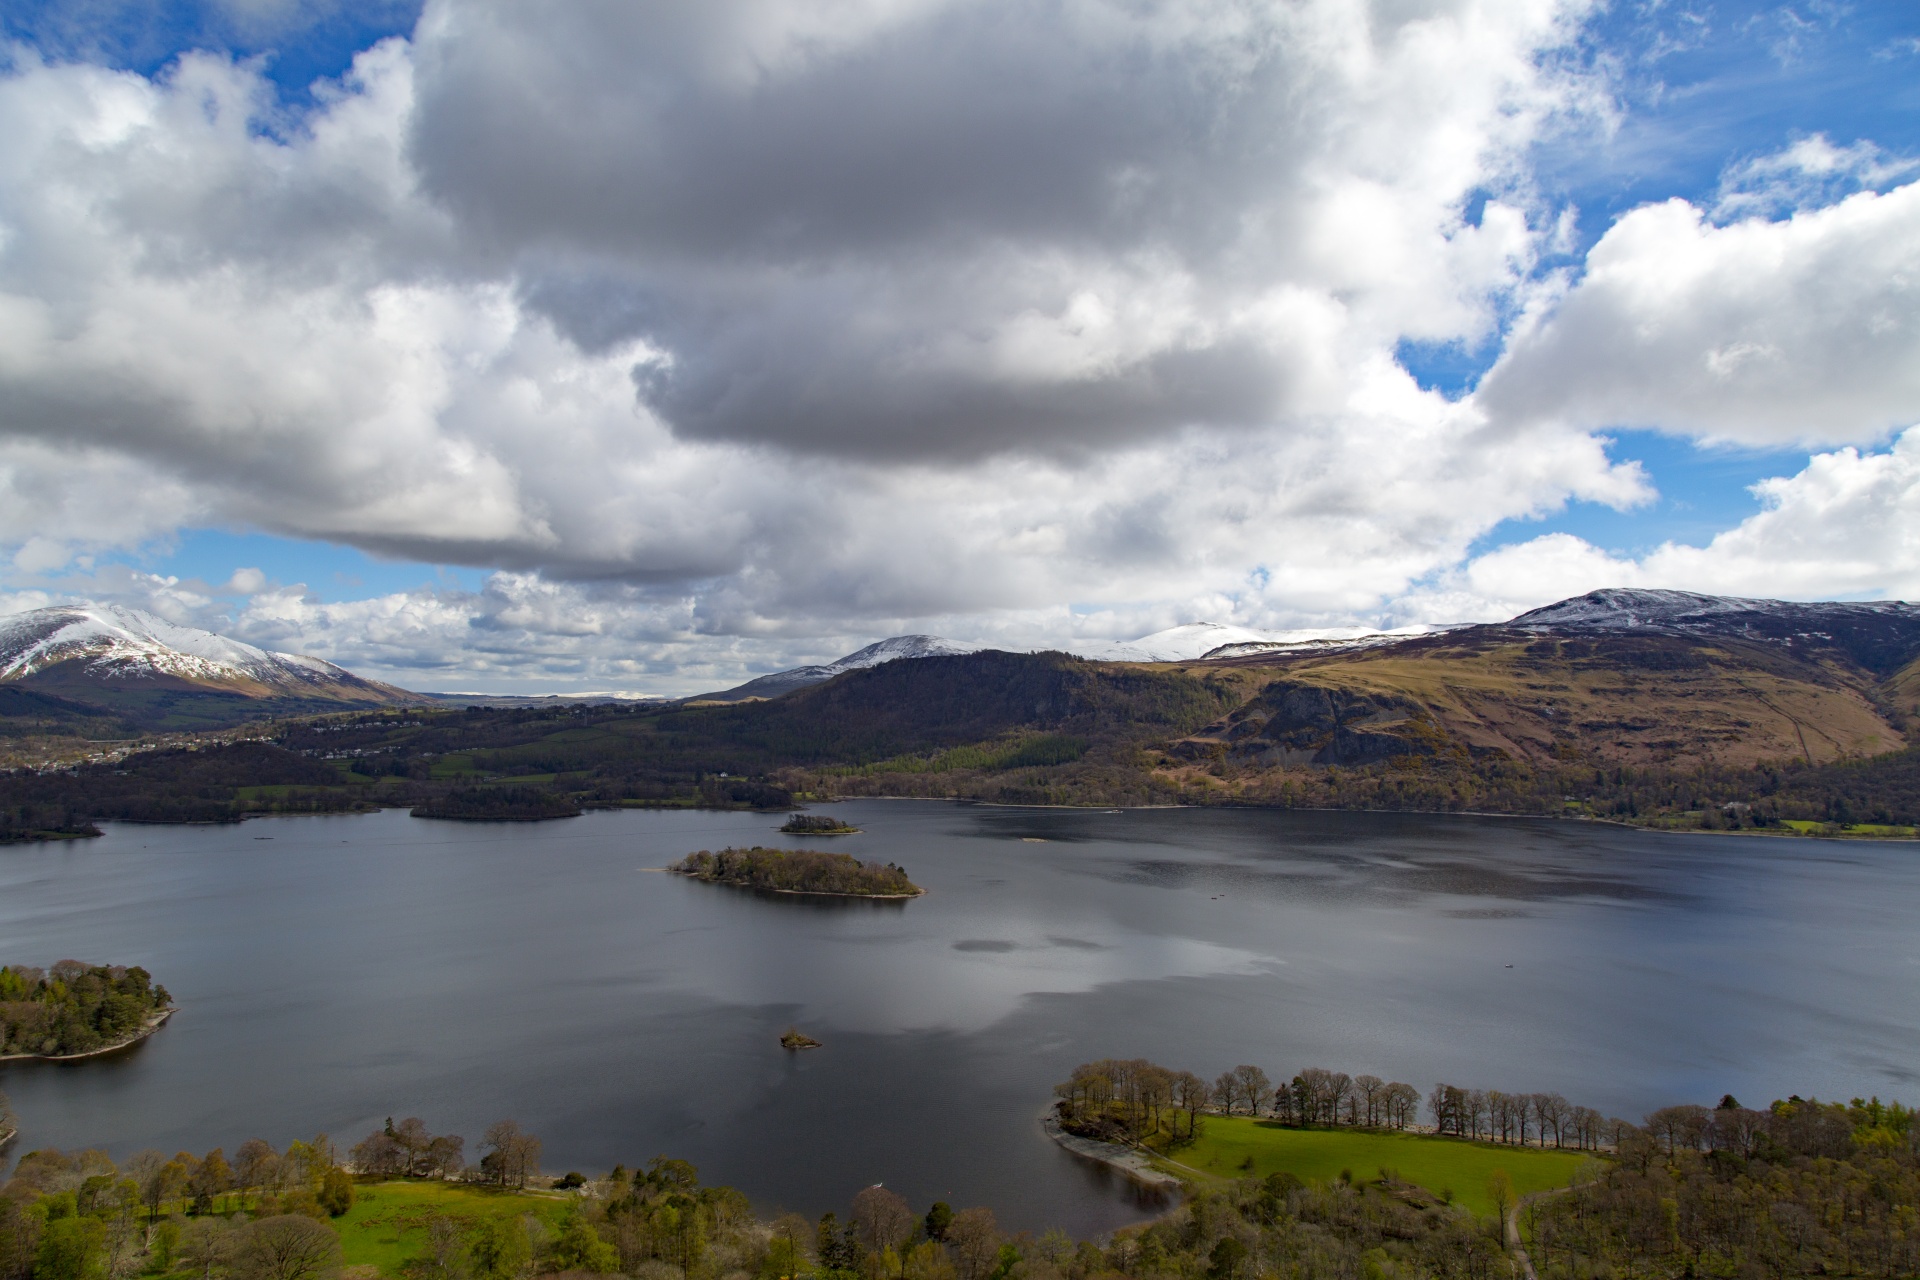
[
  {"xmin": 0, "ymin": 604, "xmax": 423, "ymax": 733},
  {"xmin": 9, "ymin": 589, "xmax": 1920, "ymax": 758},
  {"xmin": 692, "ymin": 621, "xmax": 1438, "ymax": 701},
  {"xmin": 8, "ymin": 588, "xmax": 1918, "ymax": 837}
]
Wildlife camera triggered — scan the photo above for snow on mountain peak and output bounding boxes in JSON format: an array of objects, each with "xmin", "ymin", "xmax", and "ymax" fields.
[
  {"xmin": 1508, "ymin": 589, "xmax": 1920, "ymax": 632},
  {"xmin": 820, "ymin": 634, "xmax": 978, "ymax": 674},
  {"xmin": 0, "ymin": 602, "xmax": 356, "ymax": 689},
  {"xmin": 1067, "ymin": 621, "xmax": 1432, "ymax": 663}
]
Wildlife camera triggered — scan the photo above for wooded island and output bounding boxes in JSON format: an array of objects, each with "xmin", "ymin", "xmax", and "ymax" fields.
[
  {"xmin": 0, "ymin": 961, "xmax": 172, "ymax": 1059},
  {"xmin": 780, "ymin": 814, "xmax": 860, "ymax": 834},
  {"xmin": 672, "ymin": 847, "xmax": 921, "ymax": 897}
]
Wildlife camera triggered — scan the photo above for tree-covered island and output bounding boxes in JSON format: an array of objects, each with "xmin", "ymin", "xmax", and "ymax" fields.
[
  {"xmin": 0, "ymin": 961, "xmax": 172, "ymax": 1059},
  {"xmin": 672, "ymin": 847, "xmax": 921, "ymax": 897},
  {"xmin": 780, "ymin": 813, "xmax": 861, "ymax": 834}
]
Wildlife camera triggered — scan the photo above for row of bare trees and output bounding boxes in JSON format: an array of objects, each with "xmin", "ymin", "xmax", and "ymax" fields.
[
  {"xmin": 1428, "ymin": 1084, "xmax": 1616, "ymax": 1150},
  {"xmin": 1053, "ymin": 1059, "xmax": 1212, "ymax": 1142},
  {"xmin": 1057, "ymin": 1057, "xmax": 1632, "ymax": 1151}
]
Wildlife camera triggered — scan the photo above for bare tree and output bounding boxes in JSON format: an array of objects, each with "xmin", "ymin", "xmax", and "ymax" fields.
[
  {"xmin": 1353, "ymin": 1076, "xmax": 1385, "ymax": 1127},
  {"xmin": 851, "ymin": 1186, "xmax": 914, "ymax": 1258},
  {"xmin": 1645, "ymin": 1105, "xmax": 1709, "ymax": 1155},
  {"xmin": 1383, "ymin": 1083, "xmax": 1420, "ymax": 1130},
  {"xmin": 947, "ymin": 1208, "xmax": 1001, "ymax": 1280},
  {"xmin": 1173, "ymin": 1072, "xmax": 1209, "ymax": 1140},
  {"xmin": 1533, "ymin": 1094, "xmax": 1571, "ymax": 1148},
  {"xmin": 232, "ymin": 1141, "xmax": 278, "ymax": 1207},
  {"xmin": 1231, "ymin": 1066, "xmax": 1271, "ymax": 1119},
  {"xmin": 1213, "ymin": 1070, "xmax": 1242, "ymax": 1115},
  {"xmin": 237, "ymin": 1216, "xmax": 342, "ymax": 1280},
  {"xmin": 479, "ymin": 1121, "xmax": 541, "ymax": 1190}
]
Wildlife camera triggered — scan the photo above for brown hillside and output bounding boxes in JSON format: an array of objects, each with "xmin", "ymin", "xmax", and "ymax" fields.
[{"xmin": 1172, "ymin": 629, "xmax": 1905, "ymax": 770}]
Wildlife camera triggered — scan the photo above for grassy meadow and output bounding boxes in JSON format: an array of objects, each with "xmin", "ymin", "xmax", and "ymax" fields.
[
  {"xmin": 1155, "ymin": 1118, "xmax": 1597, "ymax": 1216},
  {"xmin": 335, "ymin": 1181, "xmax": 572, "ymax": 1277}
]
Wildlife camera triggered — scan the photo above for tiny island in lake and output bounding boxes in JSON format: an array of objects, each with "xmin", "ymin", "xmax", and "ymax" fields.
[
  {"xmin": 779, "ymin": 813, "xmax": 861, "ymax": 835},
  {"xmin": 672, "ymin": 846, "xmax": 923, "ymax": 897},
  {"xmin": 0, "ymin": 961, "xmax": 173, "ymax": 1061}
]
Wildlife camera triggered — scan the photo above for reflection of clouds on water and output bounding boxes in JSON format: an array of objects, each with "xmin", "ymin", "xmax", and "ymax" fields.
[
  {"xmin": 663, "ymin": 881, "xmax": 1277, "ymax": 1034},
  {"xmin": 1090, "ymin": 854, "xmax": 1682, "ymax": 907}
]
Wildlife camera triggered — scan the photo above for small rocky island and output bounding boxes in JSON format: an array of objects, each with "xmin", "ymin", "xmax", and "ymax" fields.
[
  {"xmin": 0, "ymin": 962, "xmax": 174, "ymax": 1060},
  {"xmin": 779, "ymin": 1026, "xmax": 823, "ymax": 1050},
  {"xmin": 780, "ymin": 813, "xmax": 861, "ymax": 835},
  {"xmin": 673, "ymin": 847, "xmax": 923, "ymax": 898}
]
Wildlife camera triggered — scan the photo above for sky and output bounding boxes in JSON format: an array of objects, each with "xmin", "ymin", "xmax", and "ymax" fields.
[{"xmin": 0, "ymin": 0, "xmax": 1916, "ymax": 695}]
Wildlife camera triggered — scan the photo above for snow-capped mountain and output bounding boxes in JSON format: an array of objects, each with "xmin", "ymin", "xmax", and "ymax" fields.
[
  {"xmin": 696, "ymin": 634, "xmax": 979, "ymax": 701},
  {"xmin": 0, "ymin": 604, "xmax": 419, "ymax": 703},
  {"xmin": 696, "ymin": 623, "xmax": 1443, "ymax": 701},
  {"xmin": 1067, "ymin": 621, "xmax": 1439, "ymax": 663},
  {"xmin": 1506, "ymin": 589, "xmax": 1920, "ymax": 676},
  {"xmin": 1510, "ymin": 588, "xmax": 1920, "ymax": 633}
]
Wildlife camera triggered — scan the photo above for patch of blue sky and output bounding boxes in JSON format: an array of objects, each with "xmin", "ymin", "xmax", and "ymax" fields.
[
  {"xmin": 1, "ymin": 0, "xmax": 422, "ymax": 104},
  {"xmin": 130, "ymin": 529, "xmax": 482, "ymax": 600},
  {"xmin": 1538, "ymin": 0, "xmax": 1920, "ymax": 234},
  {"xmin": 1472, "ymin": 429, "xmax": 1810, "ymax": 560}
]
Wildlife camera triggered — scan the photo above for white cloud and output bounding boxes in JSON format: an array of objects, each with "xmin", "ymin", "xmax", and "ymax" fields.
[
  {"xmin": 1477, "ymin": 179, "xmax": 1920, "ymax": 448},
  {"xmin": 1405, "ymin": 429, "xmax": 1920, "ymax": 622},
  {"xmin": 0, "ymin": 1, "xmax": 1909, "ymax": 690}
]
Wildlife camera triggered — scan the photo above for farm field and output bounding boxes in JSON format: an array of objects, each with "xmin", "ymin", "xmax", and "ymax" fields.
[{"xmin": 1155, "ymin": 1118, "xmax": 1598, "ymax": 1216}]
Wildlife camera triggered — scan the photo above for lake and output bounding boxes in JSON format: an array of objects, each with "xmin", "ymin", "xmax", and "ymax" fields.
[{"xmin": 2, "ymin": 801, "xmax": 1916, "ymax": 1235}]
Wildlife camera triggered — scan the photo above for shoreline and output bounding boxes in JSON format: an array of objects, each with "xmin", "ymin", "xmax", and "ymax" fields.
[
  {"xmin": 1040, "ymin": 1113, "xmax": 1183, "ymax": 1192},
  {"xmin": 672, "ymin": 870, "xmax": 924, "ymax": 899},
  {"xmin": 0, "ymin": 1006, "xmax": 175, "ymax": 1064}
]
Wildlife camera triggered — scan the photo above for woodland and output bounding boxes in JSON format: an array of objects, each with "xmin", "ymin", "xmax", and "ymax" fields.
[
  {"xmin": 3, "ymin": 1084, "xmax": 1917, "ymax": 1280},
  {"xmin": 0, "ymin": 964, "xmax": 171, "ymax": 1059}
]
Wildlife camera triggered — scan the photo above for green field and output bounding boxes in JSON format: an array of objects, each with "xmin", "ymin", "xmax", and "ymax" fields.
[
  {"xmin": 1781, "ymin": 820, "xmax": 1918, "ymax": 838},
  {"xmin": 1156, "ymin": 1118, "xmax": 1598, "ymax": 1216},
  {"xmin": 335, "ymin": 1182, "xmax": 572, "ymax": 1277}
]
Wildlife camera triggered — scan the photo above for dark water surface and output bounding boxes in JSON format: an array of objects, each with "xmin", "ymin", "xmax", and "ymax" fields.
[{"xmin": 2, "ymin": 802, "xmax": 1917, "ymax": 1234}]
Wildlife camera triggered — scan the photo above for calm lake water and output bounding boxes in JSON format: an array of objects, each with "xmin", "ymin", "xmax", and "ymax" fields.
[{"xmin": 2, "ymin": 801, "xmax": 1917, "ymax": 1234}]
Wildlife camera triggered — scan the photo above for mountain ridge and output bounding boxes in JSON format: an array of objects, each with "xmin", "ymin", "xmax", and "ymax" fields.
[{"xmin": 0, "ymin": 603, "xmax": 424, "ymax": 731}]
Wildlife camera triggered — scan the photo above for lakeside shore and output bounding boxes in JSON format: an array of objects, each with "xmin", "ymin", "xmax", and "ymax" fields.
[
  {"xmin": 0, "ymin": 1006, "xmax": 174, "ymax": 1064},
  {"xmin": 1040, "ymin": 1113, "xmax": 1182, "ymax": 1192}
]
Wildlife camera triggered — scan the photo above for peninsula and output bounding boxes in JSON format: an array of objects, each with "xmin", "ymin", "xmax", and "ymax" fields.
[
  {"xmin": 0, "ymin": 962, "xmax": 174, "ymax": 1060},
  {"xmin": 672, "ymin": 846, "xmax": 922, "ymax": 897}
]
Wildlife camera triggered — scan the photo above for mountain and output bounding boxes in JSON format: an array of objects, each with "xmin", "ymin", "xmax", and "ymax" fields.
[
  {"xmin": 692, "ymin": 634, "xmax": 980, "ymax": 702},
  {"xmin": 691, "ymin": 623, "xmax": 1437, "ymax": 701},
  {"xmin": 0, "ymin": 604, "xmax": 424, "ymax": 731},
  {"xmin": 1509, "ymin": 589, "xmax": 1920, "ymax": 677},
  {"xmin": 1068, "ymin": 622, "xmax": 1420, "ymax": 662}
]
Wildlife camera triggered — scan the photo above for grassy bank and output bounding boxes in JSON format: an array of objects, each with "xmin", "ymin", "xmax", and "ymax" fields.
[
  {"xmin": 335, "ymin": 1181, "xmax": 570, "ymax": 1277},
  {"xmin": 1155, "ymin": 1118, "xmax": 1595, "ymax": 1216}
]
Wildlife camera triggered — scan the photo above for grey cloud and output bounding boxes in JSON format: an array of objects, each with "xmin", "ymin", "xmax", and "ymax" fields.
[{"xmin": 409, "ymin": 0, "xmax": 1530, "ymax": 457}]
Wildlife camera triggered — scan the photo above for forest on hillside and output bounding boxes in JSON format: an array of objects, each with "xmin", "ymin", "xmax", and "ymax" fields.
[{"xmin": 4, "ymin": 649, "xmax": 1917, "ymax": 839}]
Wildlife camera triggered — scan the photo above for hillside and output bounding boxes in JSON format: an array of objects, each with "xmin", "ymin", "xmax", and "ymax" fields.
[
  {"xmin": 9, "ymin": 591, "xmax": 1917, "ymax": 837},
  {"xmin": 0, "ymin": 604, "xmax": 425, "ymax": 735}
]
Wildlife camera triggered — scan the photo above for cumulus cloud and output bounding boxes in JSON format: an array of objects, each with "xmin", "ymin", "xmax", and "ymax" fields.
[
  {"xmin": 0, "ymin": 0, "xmax": 1909, "ymax": 689},
  {"xmin": 1478, "ymin": 178, "xmax": 1920, "ymax": 447},
  {"xmin": 1404, "ymin": 430, "xmax": 1920, "ymax": 622}
]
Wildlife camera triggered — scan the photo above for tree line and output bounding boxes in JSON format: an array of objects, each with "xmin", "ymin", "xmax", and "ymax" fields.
[
  {"xmin": 5, "ymin": 1092, "xmax": 1920, "ymax": 1280},
  {"xmin": 0, "ymin": 963, "xmax": 171, "ymax": 1058},
  {"xmin": 1054, "ymin": 1059, "xmax": 1617, "ymax": 1151}
]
